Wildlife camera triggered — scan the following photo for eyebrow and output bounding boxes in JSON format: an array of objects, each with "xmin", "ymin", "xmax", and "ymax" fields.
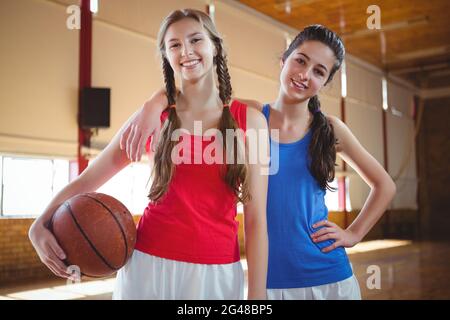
[
  {"xmin": 297, "ymin": 52, "xmax": 328, "ymax": 72},
  {"xmin": 168, "ymin": 32, "xmax": 203, "ymax": 43}
]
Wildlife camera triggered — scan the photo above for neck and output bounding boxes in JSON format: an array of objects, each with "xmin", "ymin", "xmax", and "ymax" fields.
[
  {"xmin": 272, "ymin": 91, "xmax": 312, "ymax": 125},
  {"xmin": 178, "ymin": 71, "xmax": 222, "ymax": 111}
]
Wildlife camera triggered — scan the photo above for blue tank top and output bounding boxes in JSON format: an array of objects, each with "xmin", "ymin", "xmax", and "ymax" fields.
[{"xmin": 262, "ymin": 104, "xmax": 353, "ymax": 288}]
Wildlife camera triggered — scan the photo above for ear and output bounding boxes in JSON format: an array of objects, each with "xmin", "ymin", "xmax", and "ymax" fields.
[{"xmin": 280, "ymin": 59, "xmax": 284, "ymax": 69}]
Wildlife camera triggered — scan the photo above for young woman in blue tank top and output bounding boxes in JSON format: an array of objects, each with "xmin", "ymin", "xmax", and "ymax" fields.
[{"xmin": 120, "ymin": 25, "xmax": 396, "ymax": 300}]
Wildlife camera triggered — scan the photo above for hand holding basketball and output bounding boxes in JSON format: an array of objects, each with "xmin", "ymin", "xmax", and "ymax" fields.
[
  {"xmin": 30, "ymin": 193, "xmax": 137, "ymax": 280},
  {"xmin": 29, "ymin": 222, "xmax": 70, "ymax": 279},
  {"xmin": 50, "ymin": 193, "xmax": 137, "ymax": 278}
]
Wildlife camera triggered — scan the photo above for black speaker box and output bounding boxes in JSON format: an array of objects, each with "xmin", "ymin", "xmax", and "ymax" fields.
[{"xmin": 80, "ymin": 87, "xmax": 110, "ymax": 129}]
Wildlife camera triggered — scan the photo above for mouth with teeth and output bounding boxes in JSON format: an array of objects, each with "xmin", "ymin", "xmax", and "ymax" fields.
[
  {"xmin": 180, "ymin": 59, "xmax": 201, "ymax": 69},
  {"xmin": 291, "ymin": 78, "xmax": 308, "ymax": 90}
]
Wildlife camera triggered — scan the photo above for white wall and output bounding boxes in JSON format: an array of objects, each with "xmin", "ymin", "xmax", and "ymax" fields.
[
  {"xmin": 0, "ymin": 0, "xmax": 79, "ymax": 158},
  {"xmin": 387, "ymin": 82, "xmax": 418, "ymax": 209},
  {"xmin": 345, "ymin": 60, "xmax": 384, "ymax": 210}
]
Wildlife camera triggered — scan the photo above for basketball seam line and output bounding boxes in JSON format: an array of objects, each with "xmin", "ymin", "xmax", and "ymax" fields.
[
  {"xmin": 65, "ymin": 202, "xmax": 119, "ymax": 272},
  {"xmin": 50, "ymin": 212, "xmax": 99, "ymax": 278},
  {"xmin": 83, "ymin": 194, "xmax": 129, "ymax": 267}
]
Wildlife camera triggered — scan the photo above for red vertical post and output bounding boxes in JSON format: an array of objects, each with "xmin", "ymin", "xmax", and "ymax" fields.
[{"xmin": 77, "ymin": 0, "xmax": 92, "ymax": 175}]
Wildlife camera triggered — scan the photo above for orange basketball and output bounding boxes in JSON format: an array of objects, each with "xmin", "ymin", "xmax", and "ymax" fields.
[{"xmin": 50, "ymin": 192, "xmax": 136, "ymax": 278}]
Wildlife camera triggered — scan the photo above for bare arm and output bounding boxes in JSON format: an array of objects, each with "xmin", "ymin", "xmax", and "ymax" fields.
[
  {"xmin": 121, "ymin": 93, "xmax": 265, "ymax": 162},
  {"xmin": 120, "ymin": 88, "xmax": 168, "ymax": 161},
  {"xmin": 243, "ymin": 107, "xmax": 269, "ymax": 299},
  {"xmin": 311, "ymin": 115, "xmax": 396, "ymax": 251},
  {"xmin": 29, "ymin": 108, "xmax": 144, "ymax": 277},
  {"xmin": 233, "ymin": 98, "xmax": 264, "ymax": 112}
]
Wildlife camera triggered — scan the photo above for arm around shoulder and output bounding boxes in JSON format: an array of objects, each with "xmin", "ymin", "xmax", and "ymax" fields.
[
  {"xmin": 246, "ymin": 106, "xmax": 268, "ymax": 130},
  {"xmin": 233, "ymin": 98, "xmax": 264, "ymax": 113}
]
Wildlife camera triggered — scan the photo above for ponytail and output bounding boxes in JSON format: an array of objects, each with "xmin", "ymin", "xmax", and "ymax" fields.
[{"xmin": 307, "ymin": 95, "xmax": 337, "ymax": 191}]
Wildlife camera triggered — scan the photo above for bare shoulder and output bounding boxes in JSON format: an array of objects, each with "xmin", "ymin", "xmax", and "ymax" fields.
[
  {"xmin": 326, "ymin": 115, "xmax": 347, "ymax": 153},
  {"xmin": 326, "ymin": 114, "xmax": 343, "ymax": 127},
  {"xmin": 232, "ymin": 97, "xmax": 264, "ymax": 112},
  {"xmin": 326, "ymin": 114, "xmax": 359, "ymax": 152},
  {"xmin": 246, "ymin": 105, "xmax": 268, "ymax": 130}
]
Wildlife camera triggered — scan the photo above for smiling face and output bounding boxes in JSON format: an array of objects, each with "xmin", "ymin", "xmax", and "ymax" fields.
[
  {"xmin": 163, "ymin": 18, "xmax": 216, "ymax": 83},
  {"xmin": 280, "ymin": 40, "xmax": 336, "ymax": 102}
]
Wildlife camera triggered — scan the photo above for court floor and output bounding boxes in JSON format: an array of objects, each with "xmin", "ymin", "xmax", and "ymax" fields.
[{"xmin": 1, "ymin": 240, "xmax": 449, "ymax": 300}]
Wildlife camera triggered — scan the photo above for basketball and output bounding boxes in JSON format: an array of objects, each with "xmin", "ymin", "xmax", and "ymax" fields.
[{"xmin": 50, "ymin": 192, "xmax": 136, "ymax": 278}]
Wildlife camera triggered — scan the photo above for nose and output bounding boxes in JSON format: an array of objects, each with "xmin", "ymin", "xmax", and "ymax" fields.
[
  {"xmin": 298, "ymin": 68, "xmax": 311, "ymax": 81},
  {"xmin": 181, "ymin": 43, "xmax": 194, "ymax": 58}
]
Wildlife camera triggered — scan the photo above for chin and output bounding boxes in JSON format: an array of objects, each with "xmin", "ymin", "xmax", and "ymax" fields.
[
  {"xmin": 182, "ymin": 73, "xmax": 202, "ymax": 81},
  {"xmin": 287, "ymin": 89, "xmax": 309, "ymax": 101},
  {"xmin": 183, "ymin": 70, "xmax": 210, "ymax": 83}
]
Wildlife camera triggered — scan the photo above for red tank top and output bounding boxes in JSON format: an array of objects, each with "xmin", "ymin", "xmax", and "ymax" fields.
[{"xmin": 135, "ymin": 100, "xmax": 247, "ymax": 264}]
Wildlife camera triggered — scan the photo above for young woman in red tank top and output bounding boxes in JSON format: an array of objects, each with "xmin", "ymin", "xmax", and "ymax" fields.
[{"xmin": 29, "ymin": 9, "xmax": 269, "ymax": 300}]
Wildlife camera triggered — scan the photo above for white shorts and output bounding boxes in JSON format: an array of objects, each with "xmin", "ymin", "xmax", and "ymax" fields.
[
  {"xmin": 112, "ymin": 250, "xmax": 245, "ymax": 300},
  {"xmin": 267, "ymin": 275, "xmax": 361, "ymax": 300}
]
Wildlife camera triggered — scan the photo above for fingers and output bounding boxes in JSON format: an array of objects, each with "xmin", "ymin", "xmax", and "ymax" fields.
[
  {"xmin": 151, "ymin": 126, "xmax": 161, "ymax": 152},
  {"xmin": 312, "ymin": 220, "xmax": 336, "ymax": 229},
  {"xmin": 138, "ymin": 132, "xmax": 150, "ymax": 161},
  {"xmin": 45, "ymin": 262, "xmax": 62, "ymax": 278},
  {"xmin": 48, "ymin": 236, "xmax": 66, "ymax": 260},
  {"xmin": 312, "ymin": 232, "xmax": 338, "ymax": 243},
  {"xmin": 43, "ymin": 252, "xmax": 69, "ymax": 278},
  {"xmin": 134, "ymin": 135, "xmax": 144, "ymax": 162},
  {"xmin": 45, "ymin": 239, "xmax": 69, "ymax": 278},
  {"xmin": 129, "ymin": 129, "xmax": 141, "ymax": 162},
  {"xmin": 310, "ymin": 227, "xmax": 334, "ymax": 238},
  {"xmin": 120, "ymin": 124, "xmax": 132, "ymax": 151},
  {"xmin": 311, "ymin": 222, "xmax": 339, "ymax": 244},
  {"xmin": 126, "ymin": 125, "xmax": 137, "ymax": 160},
  {"xmin": 321, "ymin": 240, "xmax": 343, "ymax": 253}
]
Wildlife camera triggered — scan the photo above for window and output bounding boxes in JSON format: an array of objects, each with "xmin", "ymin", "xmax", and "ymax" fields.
[
  {"xmin": 382, "ymin": 76, "xmax": 388, "ymax": 110},
  {"xmin": 0, "ymin": 156, "xmax": 69, "ymax": 217},
  {"xmin": 0, "ymin": 155, "xmax": 150, "ymax": 217},
  {"xmin": 325, "ymin": 178, "xmax": 340, "ymax": 212},
  {"xmin": 96, "ymin": 162, "xmax": 150, "ymax": 215}
]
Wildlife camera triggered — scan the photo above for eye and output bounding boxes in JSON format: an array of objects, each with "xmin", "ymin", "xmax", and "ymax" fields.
[
  {"xmin": 296, "ymin": 58, "xmax": 306, "ymax": 65},
  {"xmin": 169, "ymin": 43, "xmax": 180, "ymax": 49},
  {"xmin": 314, "ymin": 69, "xmax": 325, "ymax": 77},
  {"xmin": 191, "ymin": 37, "xmax": 202, "ymax": 44}
]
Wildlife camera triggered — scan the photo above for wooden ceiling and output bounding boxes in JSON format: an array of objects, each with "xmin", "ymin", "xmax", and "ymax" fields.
[{"xmin": 236, "ymin": 0, "xmax": 450, "ymax": 88}]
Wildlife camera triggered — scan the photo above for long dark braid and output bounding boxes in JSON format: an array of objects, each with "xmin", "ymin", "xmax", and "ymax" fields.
[
  {"xmin": 308, "ymin": 95, "xmax": 337, "ymax": 191},
  {"xmin": 162, "ymin": 58, "xmax": 177, "ymax": 106},
  {"xmin": 214, "ymin": 45, "xmax": 232, "ymax": 105}
]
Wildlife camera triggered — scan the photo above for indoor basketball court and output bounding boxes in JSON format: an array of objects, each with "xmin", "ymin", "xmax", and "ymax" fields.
[{"xmin": 0, "ymin": 0, "xmax": 449, "ymax": 300}]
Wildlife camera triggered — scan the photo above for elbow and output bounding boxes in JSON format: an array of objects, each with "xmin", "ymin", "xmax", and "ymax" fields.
[
  {"xmin": 389, "ymin": 179, "xmax": 397, "ymax": 200},
  {"xmin": 385, "ymin": 171, "xmax": 396, "ymax": 195},
  {"xmin": 382, "ymin": 176, "xmax": 396, "ymax": 202},
  {"xmin": 244, "ymin": 209, "xmax": 268, "ymax": 235},
  {"xmin": 372, "ymin": 174, "xmax": 396, "ymax": 201},
  {"xmin": 244, "ymin": 213, "xmax": 267, "ymax": 231}
]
